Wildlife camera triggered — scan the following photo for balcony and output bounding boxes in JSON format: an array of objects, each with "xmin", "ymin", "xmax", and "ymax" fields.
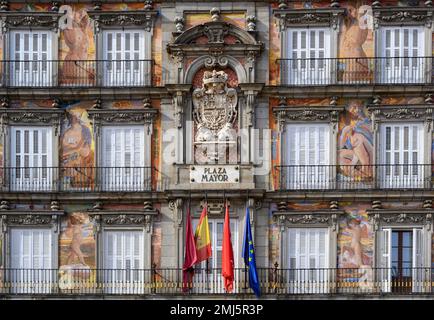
[
  {"xmin": 0, "ymin": 166, "xmax": 166, "ymax": 192},
  {"xmin": 0, "ymin": 267, "xmax": 432, "ymax": 296},
  {"xmin": 0, "ymin": 60, "xmax": 153, "ymax": 88},
  {"xmin": 278, "ymin": 57, "xmax": 433, "ymax": 86},
  {"xmin": 275, "ymin": 164, "xmax": 433, "ymax": 191}
]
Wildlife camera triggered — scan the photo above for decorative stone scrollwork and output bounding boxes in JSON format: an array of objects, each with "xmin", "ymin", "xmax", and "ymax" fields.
[
  {"xmin": 368, "ymin": 105, "xmax": 434, "ymax": 133},
  {"xmin": 103, "ymin": 214, "xmax": 146, "ymax": 225},
  {"xmin": 273, "ymin": 210, "xmax": 343, "ymax": 232},
  {"xmin": 169, "ymin": 198, "xmax": 183, "ymax": 227},
  {"xmin": 90, "ymin": 211, "xmax": 157, "ymax": 233},
  {"xmin": 7, "ymin": 214, "xmax": 56, "ymax": 225},
  {"xmin": 199, "ymin": 199, "xmax": 228, "ymax": 216},
  {"xmin": 373, "ymin": 8, "xmax": 433, "ymax": 28},
  {"xmin": 1, "ymin": 12, "xmax": 61, "ymax": 33},
  {"xmin": 88, "ymin": 10, "xmax": 157, "ymax": 33},
  {"xmin": 0, "ymin": 109, "xmax": 63, "ymax": 137},
  {"xmin": 367, "ymin": 209, "xmax": 434, "ymax": 231},
  {"xmin": 89, "ymin": 108, "xmax": 158, "ymax": 136},
  {"xmin": 204, "ymin": 53, "xmax": 228, "ymax": 68},
  {"xmin": 273, "ymin": 106, "xmax": 344, "ymax": 133},
  {"xmin": 274, "ymin": 8, "xmax": 345, "ymax": 31},
  {"xmin": 173, "ymin": 91, "xmax": 186, "ymax": 129}
]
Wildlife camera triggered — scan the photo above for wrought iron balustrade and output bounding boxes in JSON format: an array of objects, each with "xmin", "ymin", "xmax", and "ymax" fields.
[
  {"xmin": 0, "ymin": 166, "xmax": 167, "ymax": 192},
  {"xmin": 0, "ymin": 267, "xmax": 432, "ymax": 296},
  {"xmin": 278, "ymin": 57, "xmax": 433, "ymax": 85},
  {"xmin": 0, "ymin": 60, "xmax": 153, "ymax": 87},
  {"xmin": 275, "ymin": 164, "xmax": 433, "ymax": 191}
]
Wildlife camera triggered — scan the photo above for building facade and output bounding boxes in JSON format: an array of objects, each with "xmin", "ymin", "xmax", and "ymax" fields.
[{"xmin": 0, "ymin": 0, "xmax": 434, "ymax": 299}]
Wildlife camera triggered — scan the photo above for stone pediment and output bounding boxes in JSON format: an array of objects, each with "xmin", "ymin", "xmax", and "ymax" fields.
[{"xmin": 167, "ymin": 20, "xmax": 263, "ymax": 59}]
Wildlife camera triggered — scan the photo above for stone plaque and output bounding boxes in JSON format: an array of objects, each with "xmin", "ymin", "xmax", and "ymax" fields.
[{"xmin": 190, "ymin": 165, "xmax": 240, "ymax": 183}]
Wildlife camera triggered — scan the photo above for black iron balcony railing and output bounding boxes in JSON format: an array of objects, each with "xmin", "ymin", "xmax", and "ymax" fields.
[
  {"xmin": 278, "ymin": 57, "xmax": 433, "ymax": 85},
  {"xmin": 0, "ymin": 166, "xmax": 168, "ymax": 192},
  {"xmin": 275, "ymin": 164, "xmax": 433, "ymax": 191},
  {"xmin": 0, "ymin": 267, "xmax": 433, "ymax": 296},
  {"xmin": 0, "ymin": 60, "xmax": 153, "ymax": 87}
]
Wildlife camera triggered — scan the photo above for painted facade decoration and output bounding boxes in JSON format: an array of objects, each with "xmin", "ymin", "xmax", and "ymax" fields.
[{"xmin": 0, "ymin": 0, "xmax": 434, "ymax": 296}]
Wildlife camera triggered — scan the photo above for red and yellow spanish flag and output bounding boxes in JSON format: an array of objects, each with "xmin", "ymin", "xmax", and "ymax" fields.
[{"xmin": 194, "ymin": 204, "xmax": 212, "ymax": 263}]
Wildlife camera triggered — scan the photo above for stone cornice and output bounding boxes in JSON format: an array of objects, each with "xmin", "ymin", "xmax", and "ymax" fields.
[
  {"xmin": 273, "ymin": 105, "xmax": 344, "ymax": 132},
  {"xmin": 88, "ymin": 108, "xmax": 158, "ymax": 125},
  {"xmin": 88, "ymin": 210, "xmax": 158, "ymax": 232},
  {"xmin": 367, "ymin": 209, "xmax": 434, "ymax": 230},
  {"xmin": 0, "ymin": 108, "xmax": 64, "ymax": 136},
  {"xmin": 373, "ymin": 7, "xmax": 434, "ymax": 28},
  {"xmin": 367, "ymin": 104, "xmax": 433, "ymax": 128},
  {"xmin": 87, "ymin": 10, "xmax": 158, "ymax": 32},
  {"xmin": 272, "ymin": 209, "xmax": 343, "ymax": 231},
  {"xmin": 0, "ymin": 11, "xmax": 62, "ymax": 33},
  {"xmin": 273, "ymin": 8, "xmax": 345, "ymax": 31}
]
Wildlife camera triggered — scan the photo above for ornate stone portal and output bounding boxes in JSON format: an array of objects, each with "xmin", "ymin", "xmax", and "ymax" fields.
[{"xmin": 192, "ymin": 69, "xmax": 238, "ymax": 163}]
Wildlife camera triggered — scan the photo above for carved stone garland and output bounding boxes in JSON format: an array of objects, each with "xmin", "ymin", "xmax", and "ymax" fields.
[
  {"xmin": 87, "ymin": 10, "xmax": 157, "ymax": 33},
  {"xmin": 273, "ymin": 210, "xmax": 342, "ymax": 232}
]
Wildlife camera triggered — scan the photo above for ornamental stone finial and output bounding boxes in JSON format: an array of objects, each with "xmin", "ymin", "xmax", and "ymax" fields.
[
  {"xmin": 210, "ymin": 8, "xmax": 220, "ymax": 21},
  {"xmin": 246, "ymin": 15, "xmax": 257, "ymax": 31},
  {"xmin": 174, "ymin": 16, "xmax": 185, "ymax": 33}
]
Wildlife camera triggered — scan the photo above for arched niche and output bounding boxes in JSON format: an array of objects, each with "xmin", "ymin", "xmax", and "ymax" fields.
[{"xmin": 185, "ymin": 55, "xmax": 247, "ymax": 85}]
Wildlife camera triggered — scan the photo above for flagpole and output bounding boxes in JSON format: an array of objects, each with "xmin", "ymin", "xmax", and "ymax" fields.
[
  {"xmin": 204, "ymin": 191, "xmax": 210, "ymax": 293},
  {"xmin": 244, "ymin": 191, "xmax": 248, "ymax": 291}
]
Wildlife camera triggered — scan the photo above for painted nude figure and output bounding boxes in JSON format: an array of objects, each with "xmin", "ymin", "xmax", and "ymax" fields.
[
  {"xmin": 339, "ymin": 102, "xmax": 373, "ymax": 181},
  {"xmin": 65, "ymin": 213, "xmax": 87, "ymax": 266},
  {"xmin": 340, "ymin": 3, "xmax": 370, "ymax": 82},
  {"xmin": 61, "ymin": 8, "xmax": 92, "ymax": 85}
]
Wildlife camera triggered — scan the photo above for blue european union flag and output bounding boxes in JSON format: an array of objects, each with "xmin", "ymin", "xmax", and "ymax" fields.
[{"xmin": 242, "ymin": 207, "xmax": 261, "ymax": 297}]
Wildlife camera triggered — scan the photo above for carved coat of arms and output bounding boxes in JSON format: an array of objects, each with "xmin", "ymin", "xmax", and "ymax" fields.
[{"xmin": 192, "ymin": 70, "xmax": 238, "ymax": 144}]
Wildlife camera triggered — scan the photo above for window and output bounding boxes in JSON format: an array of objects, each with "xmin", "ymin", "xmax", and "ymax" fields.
[
  {"xmin": 287, "ymin": 228, "xmax": 329, "ymax": 294},
  {"xmin": 284, "ymin": 123, "xmax": 330, "ymax": 189},
  {"xmin": 379, "ymin": 27, "xmax": 425, "ymax": 83},
  {"xmin": 286, "ymin": 28, "xmax": 331, "ymax": 85},
  {"xmin": 102, "ymin": 30, "xmax": 148, "ymax": 86},
  {"xmin": 379, "ymin": 228, "xmax": 425, "ymax": 293},
  {"xmin": 193, "ymin": 218, "xmax": 239, "ymax": 293},
  {"xmin": 11, "ymin": 126, "xmax": 53, "ymax": 191},
  {"xmin": 101, "ymin": 126, "xmax": 146, "ymax": 191},
  {"xmin": 379, "ymin": 123, "xmax": 424, "ymax": 188},
  {"xmin": 103, "ymin": 230, "xmax": 144, "ymax": 294},
  {"xmin": 10, "ymin": 31, "xmax": 53, "ymax": 87},
  {"xmin": 10, "ymin": 228, "xmax": 53, "ymax": 294}
]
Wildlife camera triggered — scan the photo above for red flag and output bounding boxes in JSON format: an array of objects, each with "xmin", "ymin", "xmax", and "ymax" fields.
[
  {"xmin": 221, "ymin": 201, "xmax": 234, "ymax": 293},
  {"xmin": 182, "ymin": 206, "xmax": 197, "ymax": 292}
]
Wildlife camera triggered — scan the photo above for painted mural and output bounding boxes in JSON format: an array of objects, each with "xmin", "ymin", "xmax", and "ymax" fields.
[
  {"xmin": 61, "ymin": 101, "xmax": 95, "ymax": 190},
  {"xmin": 59, "ymin": 4, "xmax": 95, "ymax": 86},
  {"xmin": 338, "ymin": 100, "xmax": 373, "ymax": 187},
  {"xmin": 59, "ymin": 211, "xmax": 95, "ymax": 290}
]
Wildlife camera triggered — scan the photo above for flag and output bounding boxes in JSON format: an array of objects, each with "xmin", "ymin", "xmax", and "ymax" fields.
[
  {"xmin": 194, "ymin": 204, "xmax": 212, "ymax": 263},
  {"xmin": 242, "ymin": 207, "xmax": 261, "ymax": 297},
  {"xmin": 182, "ymin": 205, "xmax": 197, "ymax": 292},
  {"xmin": 222, "ymin": 201, "xmax": 234, "ymax": 293}
]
